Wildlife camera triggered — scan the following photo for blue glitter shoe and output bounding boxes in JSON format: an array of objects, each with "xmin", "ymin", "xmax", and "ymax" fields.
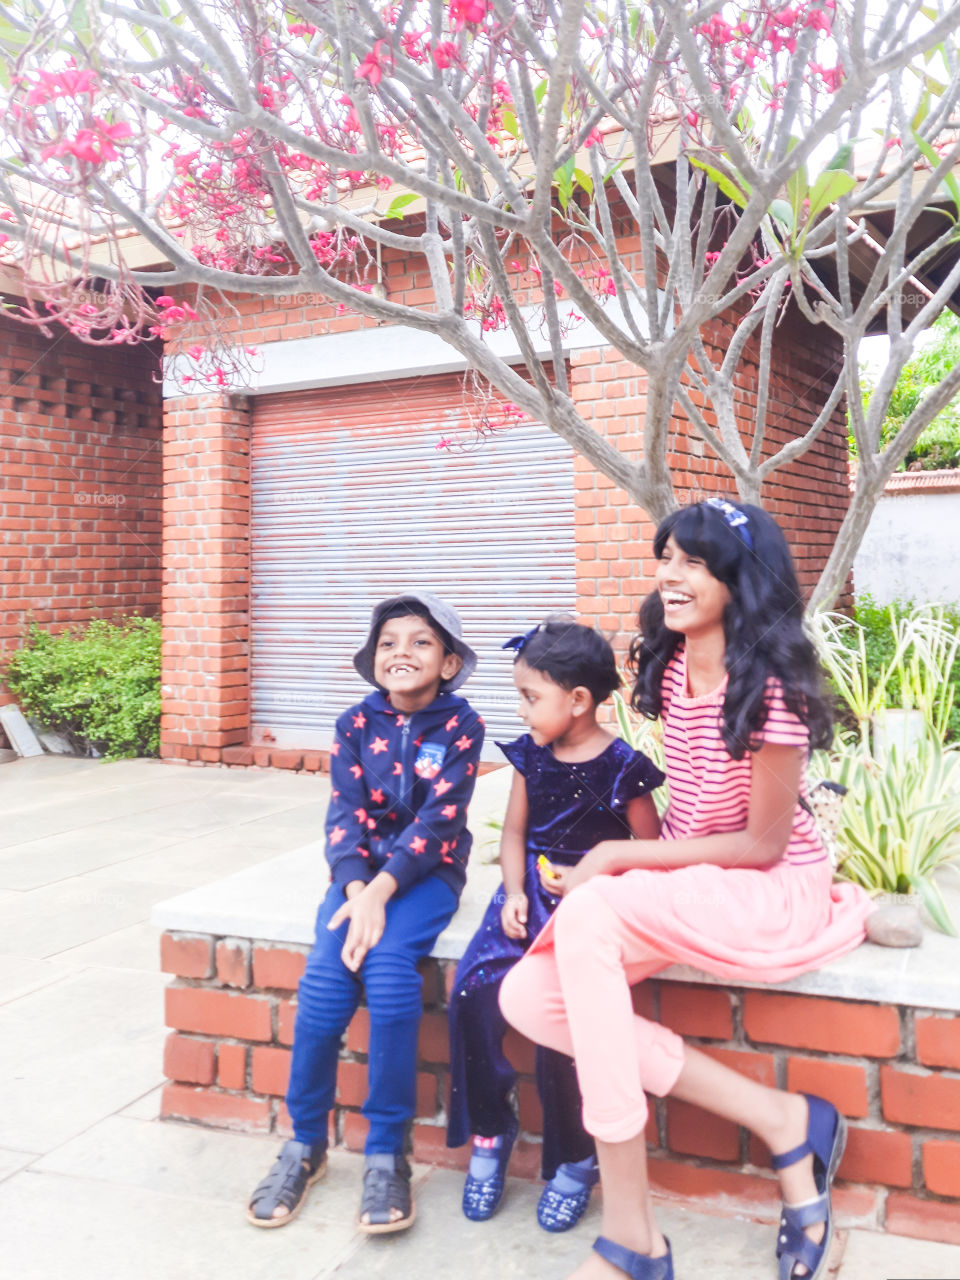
[
  {"xmin": 537, "ymin": 1158, "xmax": 599, "ymax": 1232},
  {"xmin": 461, "ymin": 1116, "xmax": 518, "ymax": 1222}
]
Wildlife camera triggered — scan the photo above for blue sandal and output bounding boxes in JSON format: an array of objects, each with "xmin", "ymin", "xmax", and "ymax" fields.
[
  {"xmin": 770, "ymin": 1093, "xmax": 847, "ymax": 1280},
  {"xmin": 461, "ymin": 1115, "xmax": 518, "ymax": 1221},
  {"xmin": 593, "ymin": 1236, "xmax": 674, "ymax": 1279},
  {"xmin": 537, "ymin": 1158, "xmax": 599, "ymax": 1232}
]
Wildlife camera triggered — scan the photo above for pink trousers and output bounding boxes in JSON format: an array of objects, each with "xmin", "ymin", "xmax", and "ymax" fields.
[{"xmin": 499, "ymin": 881, "xmax": 686, "ymax": 1143}]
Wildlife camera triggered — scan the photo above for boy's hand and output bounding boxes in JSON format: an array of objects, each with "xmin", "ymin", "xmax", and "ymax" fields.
[
  {"xmin": 329, "ymin": 882, "xmax": 389, "ymax": 972},
  {"xmin": 500, "ymin": 892, "xmax": 528, "ymax": 939}
]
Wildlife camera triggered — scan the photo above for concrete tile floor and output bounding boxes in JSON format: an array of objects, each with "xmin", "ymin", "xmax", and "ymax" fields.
[{"xmin": 1, "ymin": 755, "xmax": 958, "ymax": 1279}]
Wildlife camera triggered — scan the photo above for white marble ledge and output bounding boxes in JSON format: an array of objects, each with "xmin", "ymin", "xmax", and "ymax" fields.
[{"xmin": 151, "ymin": 839, "xmax": 960, "ymax": 1014}]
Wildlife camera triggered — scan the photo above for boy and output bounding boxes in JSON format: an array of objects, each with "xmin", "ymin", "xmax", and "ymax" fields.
[{"xmin": 247, "ymin": 593, "xmax": 483, "ymax": 1234}]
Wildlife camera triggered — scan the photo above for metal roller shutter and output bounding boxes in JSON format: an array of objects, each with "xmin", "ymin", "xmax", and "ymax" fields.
[{"xmin": 250, "ymin": 373, "xmax": 576, "ymax": 758}]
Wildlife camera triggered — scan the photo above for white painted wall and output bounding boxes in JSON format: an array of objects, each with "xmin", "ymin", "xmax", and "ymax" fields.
[{"xmin": 854, "ymin": 490, "xmax": 960, "ymax": 604}]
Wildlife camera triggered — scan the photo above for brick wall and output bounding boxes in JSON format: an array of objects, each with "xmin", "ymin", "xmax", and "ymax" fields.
[
  {"xmin": 159, "ymin": 931, "xmax": 960, "ymax": 1245},
  {"xmin": 160, "ymin": 278, "xmax": 849, "ymax": 764},
  {"xmin": 161, "ymin": 393, "xmax": 251, "ymax": 764},
  {"xmin": 0, "ymin": 316, "xmax": 163, "ymax": 678}
]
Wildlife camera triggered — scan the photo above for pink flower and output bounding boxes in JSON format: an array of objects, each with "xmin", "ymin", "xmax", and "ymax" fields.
[
  {"xmin": 804, "ymin": 8, "xmax": 833, "ymax": 33},
  {"xmin": 448, "ymin": 0, "xmax": 487, "ymax": 29},
  {"xmin": 435, "ymin": 437, "xmax": 453, "ymax": 450},
  {"xmin": 584, "ymin": 127, "xmax": 603, "ymax": 147},
  {"xmin": 697, "ymin": 16, "xmax": 734, "ymax": 45},
  {"xmin": 770, "ymin": 7, "xmax": 799, "ymax": 27},
  {"xmin": 357, "ymin": 41, "xmax": 392, "ymax": 86},
  {"xmin": 187, "ymin": 344, "xmax": 205, "ymax": 360},
  {"xmin": 812, "ymin": 63, "xmax": 844, "ymax": 93},
  {"xmin": 431, "ymin": 41, "xmax": 459, "ymax": 69},
  {"xmin": 686, "ymin": 110, "xmax": 700, "ymax": 127},
  {"xmin": 25, "ymin": 68, "xmax": 98, "ymax": 105},
  {"xmin": 704, "ymin": 251, "xmax": 722, "ymax": 263}
]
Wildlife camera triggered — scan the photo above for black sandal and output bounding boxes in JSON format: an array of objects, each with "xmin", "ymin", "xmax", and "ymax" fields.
[
  {"xmin": 246, "ymin": 1139, "xmax": 327, "ymax": 1228},
  {"xmin": 357, "ymin": 1153, "xmax": 416, "ymax": 1234}
]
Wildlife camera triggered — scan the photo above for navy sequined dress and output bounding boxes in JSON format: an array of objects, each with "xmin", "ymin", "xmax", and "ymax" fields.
[{"xmin": 446, "ymin": 734, "xmax": 664, "ymax": 1177}]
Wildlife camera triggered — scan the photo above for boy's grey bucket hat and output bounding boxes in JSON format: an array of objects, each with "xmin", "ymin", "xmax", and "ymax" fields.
[{"xmin": 353, "ymin": 592, "xmax": 478, "ymax": 693}]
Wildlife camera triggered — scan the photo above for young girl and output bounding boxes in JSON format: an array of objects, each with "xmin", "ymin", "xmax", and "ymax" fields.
[
  {"xmin": 447, "ymin": 618, "xmax": 664, "ymax": 1231},
  {"xmin": 500, "ymin": 501, "xmax": 872, "ymax": 1280}
]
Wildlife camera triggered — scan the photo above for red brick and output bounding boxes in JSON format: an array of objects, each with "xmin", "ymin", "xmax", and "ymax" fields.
[
  {"xmin": 163, "ymin": 1033, "xmax": 215, "ymax": 1086},
  {"xmin": 342, "ymin": 1110, "xmax": 368, "ymax": 1152},
  {"xmin": 217, "ymin": 1042, "xmax": 247, "ymax": 1090},
  {"xmin": 302, "ymin": 752, "xmax": 323, "ymax": 772},
  {"xmin": 885, "ymin": 1193, "xmax": 960, "ymax": 1246},
  {"xmin": 222, "ymin": 745, "xmax": 255, "ymax": 766},
  {"xmin": 271, "ymin": 749, "xmax": 303, "ymax": 770},
  {"xmin": 666, "ymin": 1100, "xmax": 740, "ymax": 1162},
  {"xmin": 701, "ymin": 1046, "xmax": 777, "ymax": 1087},
  {"xmin": 660, "ymin": 984, "xmax": 733, "ymax": 1040},
  {"xmin": 275, "ymin": 1102, "xmax": 294, "ymax": 1139},
  {"xmin": 503, "ymin": 1027, "xmax": 536, "ymax": 1075},
  {"xmin": 160, "ymin": 932, "xmax": 214, "ymax": 979},
  {"xmin": 881, "ymin": 1067, "xmax": 960, "ymax": 1131},
  {"xmin": 743, "ymin": 993, "xmax": 900, "ymax": 1057},
  {"xmin": 417, "ymin": 1011, "xmax": 449, "ymax": 1064},
  {"xmin": 417, "ymin": 958, "xmax": 443, "ymax": 1007},
  {"xmin": 345, "ymin": 1007, "xmax": 369, "ymax": 1054},
  {"xmin": 647, "ymin": 1157, "xmax": 781, "ymax": 1217},
  {"xmin": 336, "ymin": 1060, "xmax": 368, "ymax": 1108},
  {"xmin": 165, "ymin": 986, "xmax": 273, "ymax": 1042},
  {"xmin": 410, "ymin": 1121, "xmax": 467, "ymax": 1171},
  {"xmin": 922, "ymin": 1139, "xmax": 960, "ymax": 1197},
  {"xmin": 252, "ymin": 946, "xmax": 307, "ymax": 991},
  {"xmin": 161, "ymin": 1083, "xmax": 271, "ymax": 1133},
  {"xmin": 443, "ymin": 960, "xmax": 458, "ymax": 1006},
  {"xmin": 215, "ymin": 938, "xmax": 251, "ymax": 988},
  {"xmin": 838, "ymin": 1126, "xmax": 913, "ymax": 1188},
  {"xmin": 417, "ymin": 1072, "xmax": 438, "ymax": 1119},
  {"xmin": 915, "ymin": 1015, "xmax": 960, "ymax": 1070},
  {"xmin": 517, "ymin": 1080, "xmax": 543, "ymax": 1134},
  {"xmin": 631, "ymin": 983, "xmax": 657, "ymax": 1020},
  {"xmin": 785, "ymin": 1058, "xmax": 869, "ymax": 1118},
  {"xmin": 277, "ymin": 998, "xmax": 297, "ymax": 1046},
  {"xmin": 251, "ymin": 1045, "xmax": 292, "ymax": 1097}
]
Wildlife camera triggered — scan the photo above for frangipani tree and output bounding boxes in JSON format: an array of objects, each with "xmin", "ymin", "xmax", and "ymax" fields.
[{"xmin": 1, "ymin": 0, "xmax": 960, "ymax": 608}]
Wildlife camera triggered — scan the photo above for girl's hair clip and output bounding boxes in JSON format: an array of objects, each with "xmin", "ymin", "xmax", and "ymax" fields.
[
  {"xmin": 704, "ymin": 497, "xmax": 753, "ymax": 549},
  {"xmin": 502, "ymin": 625, "xmax": 540, "ymax": 654}
]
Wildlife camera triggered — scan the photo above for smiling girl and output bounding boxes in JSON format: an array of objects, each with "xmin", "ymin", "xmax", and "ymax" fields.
[{"xmin": 499, "ymin": 501, "xmax": 872, "ymax": 1280}]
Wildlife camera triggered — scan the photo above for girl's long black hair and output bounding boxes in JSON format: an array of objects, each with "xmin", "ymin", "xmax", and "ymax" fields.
[{"xmin": 628, "ymin": 501, "xmax": 833, "ymax": 759}]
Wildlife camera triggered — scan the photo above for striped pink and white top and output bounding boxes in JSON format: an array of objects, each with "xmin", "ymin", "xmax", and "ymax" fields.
[{"xmin": 659, "ymin": 646, "xmax": 826, "ymax": 866}]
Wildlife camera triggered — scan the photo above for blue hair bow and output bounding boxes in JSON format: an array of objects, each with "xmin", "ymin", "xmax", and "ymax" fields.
[
  {"xmin": 704, "ymin": 497, "xmax": 753, "ymax": 549},
  {"xmin": 502, "ymin": 625, "xmax": 540, "ymax": 654}
]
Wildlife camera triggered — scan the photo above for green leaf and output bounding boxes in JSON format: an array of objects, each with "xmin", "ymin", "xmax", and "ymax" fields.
[
  {"xmin": 912, "ymin": 128, "xmax": 960, "ymax": 222},
  {"xmin": 688, "ymin": 155, "xmax": 750, "ymax": 209},
  {"xmin": 824, "ymin": 143, "xmax": 854, "ymax": 172},
  {"xmin": 385, "ymin": 193, "xmax": 418, "ymax": 219},
  {"xmin": 573, "ymin": 167, "xmax": 594, "ymax": 199},
  {"xmin": 806, "ymin": 169, "xmax": 857, "ymax": 222},
  {"xmin": 770, "ymin": 199, "xmax": 794, "ymax": 231},
  {"xmin": 916, "ymin": 877, "xmax": 957, "ymax": 936},
  {"xmin": 500, "ymin": 108, "xmax": 519, "ymax": 140},
  {"xmin": 534, "ymin": 80, "xmax": 548, "ymax": 106},
  {"xmin": 912, "ymin": 91, "xmax": 931, "ymax": 134}
]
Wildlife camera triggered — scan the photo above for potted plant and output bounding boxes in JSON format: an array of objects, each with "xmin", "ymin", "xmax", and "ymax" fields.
[{"xmin": 811, "ymin": 604, "xmax": 960, "ymax": 935}]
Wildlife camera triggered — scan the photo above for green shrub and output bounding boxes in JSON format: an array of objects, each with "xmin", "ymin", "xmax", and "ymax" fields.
[
  {"xmin": 851, "ymin": 595, "xmax": 960, "ymax": 743},
  {"xmin": 3, "ymin": 616, "xmax": 161, "ymax": 759}
]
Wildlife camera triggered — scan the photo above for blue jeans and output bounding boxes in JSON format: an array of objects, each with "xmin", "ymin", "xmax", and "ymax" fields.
[{"xmin": 286, "ymin": 876, "xmax": 458, "ymax": 1154}]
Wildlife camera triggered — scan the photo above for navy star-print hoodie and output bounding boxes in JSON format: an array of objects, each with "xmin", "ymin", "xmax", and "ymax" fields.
[{"xmin": 325, "ymin": 689, "xmax": 485, "ymax": 898}]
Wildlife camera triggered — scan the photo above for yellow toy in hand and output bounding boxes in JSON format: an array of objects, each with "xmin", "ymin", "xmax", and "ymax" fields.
[{"xmin": 537, "ymin": 854, "xmax": 562, "ymax": 882}]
